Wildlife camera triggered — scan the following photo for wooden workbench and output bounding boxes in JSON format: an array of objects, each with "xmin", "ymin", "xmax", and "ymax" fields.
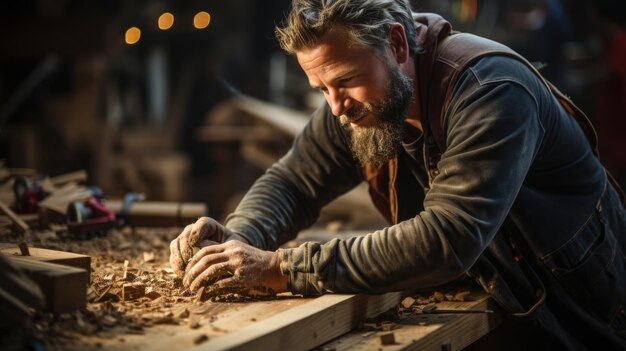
[
  {"xmin": 319, "ymin": 295, "xmax": 502, "ymax": 351},
  {"xmin": 1, "ymin": 227, "xmax": 502, "ymax": 351},
  {"xmin": 57, "ymin": 290, "xmax": 501, "ymax": 351}
]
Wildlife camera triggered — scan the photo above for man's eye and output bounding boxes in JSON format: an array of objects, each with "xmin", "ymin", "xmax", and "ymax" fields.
[{"xmin": 340, "ymin": 77, "xmax": 353, "ymax": 84}]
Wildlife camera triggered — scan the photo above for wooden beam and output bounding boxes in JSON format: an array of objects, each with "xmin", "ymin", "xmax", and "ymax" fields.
[
  {"xmin": 106, "ymin": 200, "xmax": 208, "ymax": 227},
  {"xmin": 233, "ymin": 95, "xmax": 309, "ymax": 137},
  {"xmin": 189, "ymin": 292, "xmax": 404, "ymax": 351},
  {"xmin": 0, "ymin": 244, "xmax": 91, "ymax": 283},
  {"xmin": 5, "ymin": 255, "xmax": 88, "ymax": 314}
]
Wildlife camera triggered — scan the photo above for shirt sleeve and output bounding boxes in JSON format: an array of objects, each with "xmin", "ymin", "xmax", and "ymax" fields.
[
  {"xmin": 224, "ymin": 104, "xmax": 363, "ymax": 250},
  {"xmin": 279, "ymin": 63, "xmax": 546, "ymax": 295}
]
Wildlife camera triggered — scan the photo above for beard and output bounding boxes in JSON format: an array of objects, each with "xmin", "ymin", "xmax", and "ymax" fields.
[{"xmin": 339, "ymin": 66, "xmax": 414, "ymax": 169}]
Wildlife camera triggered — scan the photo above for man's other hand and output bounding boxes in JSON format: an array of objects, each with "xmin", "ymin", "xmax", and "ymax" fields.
[
  {"xmin": 182, "ymin": 240, "xmax": 288, "ymax": 295},
  {"xmin": 169, "ymin": 217, "xmax": 247, "ymax": 278}
]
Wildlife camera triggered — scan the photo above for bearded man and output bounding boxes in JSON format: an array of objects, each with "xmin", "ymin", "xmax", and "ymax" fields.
[{"xmin": 170, "ymin": 0, "xmax": 626, "ymax": 349}]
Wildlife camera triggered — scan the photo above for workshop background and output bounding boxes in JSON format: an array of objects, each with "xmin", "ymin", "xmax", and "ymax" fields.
[{"xmin": 1, "ymin": 0, "xmax": 625, "ymax": 221}]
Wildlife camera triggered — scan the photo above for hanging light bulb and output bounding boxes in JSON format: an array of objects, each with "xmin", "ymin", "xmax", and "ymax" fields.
[
  {"xmin": 193, "ymin": 11, "xmax": 211, "ymax": 29},
  {"xmin": 125, "ymin": 27, "xmax": 141, "ymax": 44},
  {"xmin": 158, "ymin": 12, "xmax": 174, "ymax": 30}
]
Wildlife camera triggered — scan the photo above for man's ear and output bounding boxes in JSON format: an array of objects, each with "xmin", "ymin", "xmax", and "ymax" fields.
[{"xmin": 388, "ymin": 23, "xmax": 409, "ymax": 64}]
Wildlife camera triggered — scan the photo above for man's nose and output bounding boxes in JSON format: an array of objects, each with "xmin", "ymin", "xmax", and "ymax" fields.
[{"xmin": 328, "ymin": 89, "xmax": 352, "ymax": 117}]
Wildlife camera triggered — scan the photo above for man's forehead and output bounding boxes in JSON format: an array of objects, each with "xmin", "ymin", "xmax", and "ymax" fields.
[{"xmin": 296, "ymin": 28, "xmax": 373, "ymax": 72}]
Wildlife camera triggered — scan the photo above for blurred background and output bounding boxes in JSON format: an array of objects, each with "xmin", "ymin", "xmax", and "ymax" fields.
[{"xmin": 1, "ymin": 0, "xmax": 625, "ymax": 221}]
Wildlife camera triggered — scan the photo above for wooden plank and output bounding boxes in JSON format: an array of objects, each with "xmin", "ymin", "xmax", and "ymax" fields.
[
  {"xmin": 320, "ymin": 297, "xmax": 503, "ymax": 351},
  {"xmin": 5, "ymin": 255, "xmax": 88, "ymax": 314},
  {"xmin": 0, "ymin": 245, "xmax": 91, "ymax": 282},
  {"xmin": 60, "ymin": 295, "xmax": 315, "ymax": 351},
  {"xmin": 189, "ymin": 292, "xmax": 404, "ymax": 351},
  {"xmin": 0, "ymin": 201, "xmax": 29, "ymax": 234},
  {"xmin": 49, "ymin": 170, "xmax": 88, "ymax": 187}
]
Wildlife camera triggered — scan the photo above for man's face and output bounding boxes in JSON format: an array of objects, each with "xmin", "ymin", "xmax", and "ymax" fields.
[{"xmin": 297, "ymin": 28, "xmax": 413, "ymax": 168}]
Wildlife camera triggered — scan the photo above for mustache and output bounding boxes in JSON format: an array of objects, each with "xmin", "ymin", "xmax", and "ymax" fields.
[{"xmin": 341, "ymin": 104, "xmax": 374, "ymax": 124}]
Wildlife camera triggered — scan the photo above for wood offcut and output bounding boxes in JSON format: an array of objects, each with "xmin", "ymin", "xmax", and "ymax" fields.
[
  {"xmin": 6, "ymin": 256, "xmax": 88, "ymax": 314},
  {"xmin": 0, "ymin": 244, "xmax": 91, "ymax": 283}
]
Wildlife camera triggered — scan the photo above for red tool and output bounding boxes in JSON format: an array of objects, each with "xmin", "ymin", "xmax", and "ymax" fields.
[
  {"xmin": 67, "ymin": 196, "xmax": 119, "ymax": 238},
  {"xmin": 13, "ymin": 176, "xmax": 48, "ymax": 213}
]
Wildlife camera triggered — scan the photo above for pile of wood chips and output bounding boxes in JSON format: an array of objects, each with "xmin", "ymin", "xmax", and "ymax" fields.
[
  {"xmin": 357, "ymin": 280, "xmax": 481, "ymax": 334},
  {"xmin": 1, "ymin": 226, "xmax": 198, "ymax": 348}
]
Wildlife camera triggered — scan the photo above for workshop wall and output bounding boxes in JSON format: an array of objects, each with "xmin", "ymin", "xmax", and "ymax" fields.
[{"xmin": 0, "ymin": 0, "xmax": 624, "ymax": 219}]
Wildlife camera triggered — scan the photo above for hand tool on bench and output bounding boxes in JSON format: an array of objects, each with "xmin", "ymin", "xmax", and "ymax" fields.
[
  {"xmin": 66, "ymin": 191, "xmax": 208, "ymax": 236},
  {"xmin": 66, "ymin": 192, "xmax": 119, "ymax": 238}
]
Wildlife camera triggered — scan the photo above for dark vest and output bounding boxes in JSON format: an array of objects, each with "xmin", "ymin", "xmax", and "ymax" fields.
[{"xmin": 363, "ymin": 23, "xmax": 625, "ymax": 225}]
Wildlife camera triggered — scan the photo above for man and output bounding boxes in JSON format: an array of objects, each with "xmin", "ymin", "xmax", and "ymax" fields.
[{"xmin": 170, "ymin": 0, "xmax": 626, "ymax": 349}]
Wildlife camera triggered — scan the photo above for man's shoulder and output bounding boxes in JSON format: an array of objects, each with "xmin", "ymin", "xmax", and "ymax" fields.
[
  {"xmin": 463, "ymin": 55, "xmax": 542, "ymax": 89},
  {"xmin": 431, "ymin": 32, "xmax": 540, "ymax": 87}
]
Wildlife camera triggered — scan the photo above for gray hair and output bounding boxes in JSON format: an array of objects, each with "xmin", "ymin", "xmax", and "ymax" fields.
[{"xmin": 275, "ymin": 0, "xmax": 420, "ymax": 58}]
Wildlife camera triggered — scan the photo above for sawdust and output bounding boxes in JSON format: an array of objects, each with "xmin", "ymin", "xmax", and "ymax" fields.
[
  {"xmin": 0, "ymin": 226, "xmax": 283, "ymax": 349},
  {"xmin": 357, "ymin": 278, "xmax": 482, "ymax": 333}
]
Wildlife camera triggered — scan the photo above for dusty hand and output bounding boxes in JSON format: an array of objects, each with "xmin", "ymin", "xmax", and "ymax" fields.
[
  {"xmin": 182, "ymin": 240, "xmax": 288, "ymax": 295},
  {"xmin": 169, "ymin": 217, "xmax": 246, "ymax": 278}
]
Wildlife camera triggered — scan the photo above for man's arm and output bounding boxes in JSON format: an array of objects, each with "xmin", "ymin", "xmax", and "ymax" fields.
[
  {"xmin": 224, "ymin": 104, "xmax": 363, "ymax": 250},
  {"xmin": 279, "ymin": 63, "xmax": 545, "ymax": 295},
  {"xmin": 177, "ymin": 104, "xmax": 364, "ymax": 292}
]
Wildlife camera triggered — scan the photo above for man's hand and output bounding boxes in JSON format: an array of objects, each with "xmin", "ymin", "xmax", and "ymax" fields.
[
  {"xmin": 182, "ymin": 240, "xmax": 288, "ymax": 295},
  {"xmin": 169, "ymin": 217, "xmax": 246, "ymax": 278}
]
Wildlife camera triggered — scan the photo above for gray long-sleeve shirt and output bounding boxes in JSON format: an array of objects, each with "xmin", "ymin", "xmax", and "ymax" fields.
[{"xmin": 224, "ymin": 55, "xmax": 605, "ymax": 296}]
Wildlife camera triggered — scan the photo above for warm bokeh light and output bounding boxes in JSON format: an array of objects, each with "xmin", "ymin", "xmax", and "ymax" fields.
[
  {"xmin": 125, "ymin": 27, "xmax": 141, "ymax": 44},
  {"xmin": 158, "ymin": 12, "xmax": 174, "ymax": 30},
  {"xmin": 193, "ymin": 11, "xmax": 211, "ymax": 29},
  {"xmin": 460, "ymin": 0, "xmax": 477, "ymax": 22}
]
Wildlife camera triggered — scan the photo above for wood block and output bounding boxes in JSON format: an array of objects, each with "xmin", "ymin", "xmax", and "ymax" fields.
[
  {"xmin": 379, "ymin": 332, "xmax": 395, "ymax": 345},
  {"xmin": 122, "ymin": 283, "xmax": 145, "ymax": 301},
  {"xmin": 401, "ymin": 296, "xmax": 415, "ymax": 309},
  {"xmin": 0, "ymin": 245, "xmax": 91, "ymax": 283},
  {"xmin": 6, "ymin": 255, "xmax": 88, "ymax": 314}
]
